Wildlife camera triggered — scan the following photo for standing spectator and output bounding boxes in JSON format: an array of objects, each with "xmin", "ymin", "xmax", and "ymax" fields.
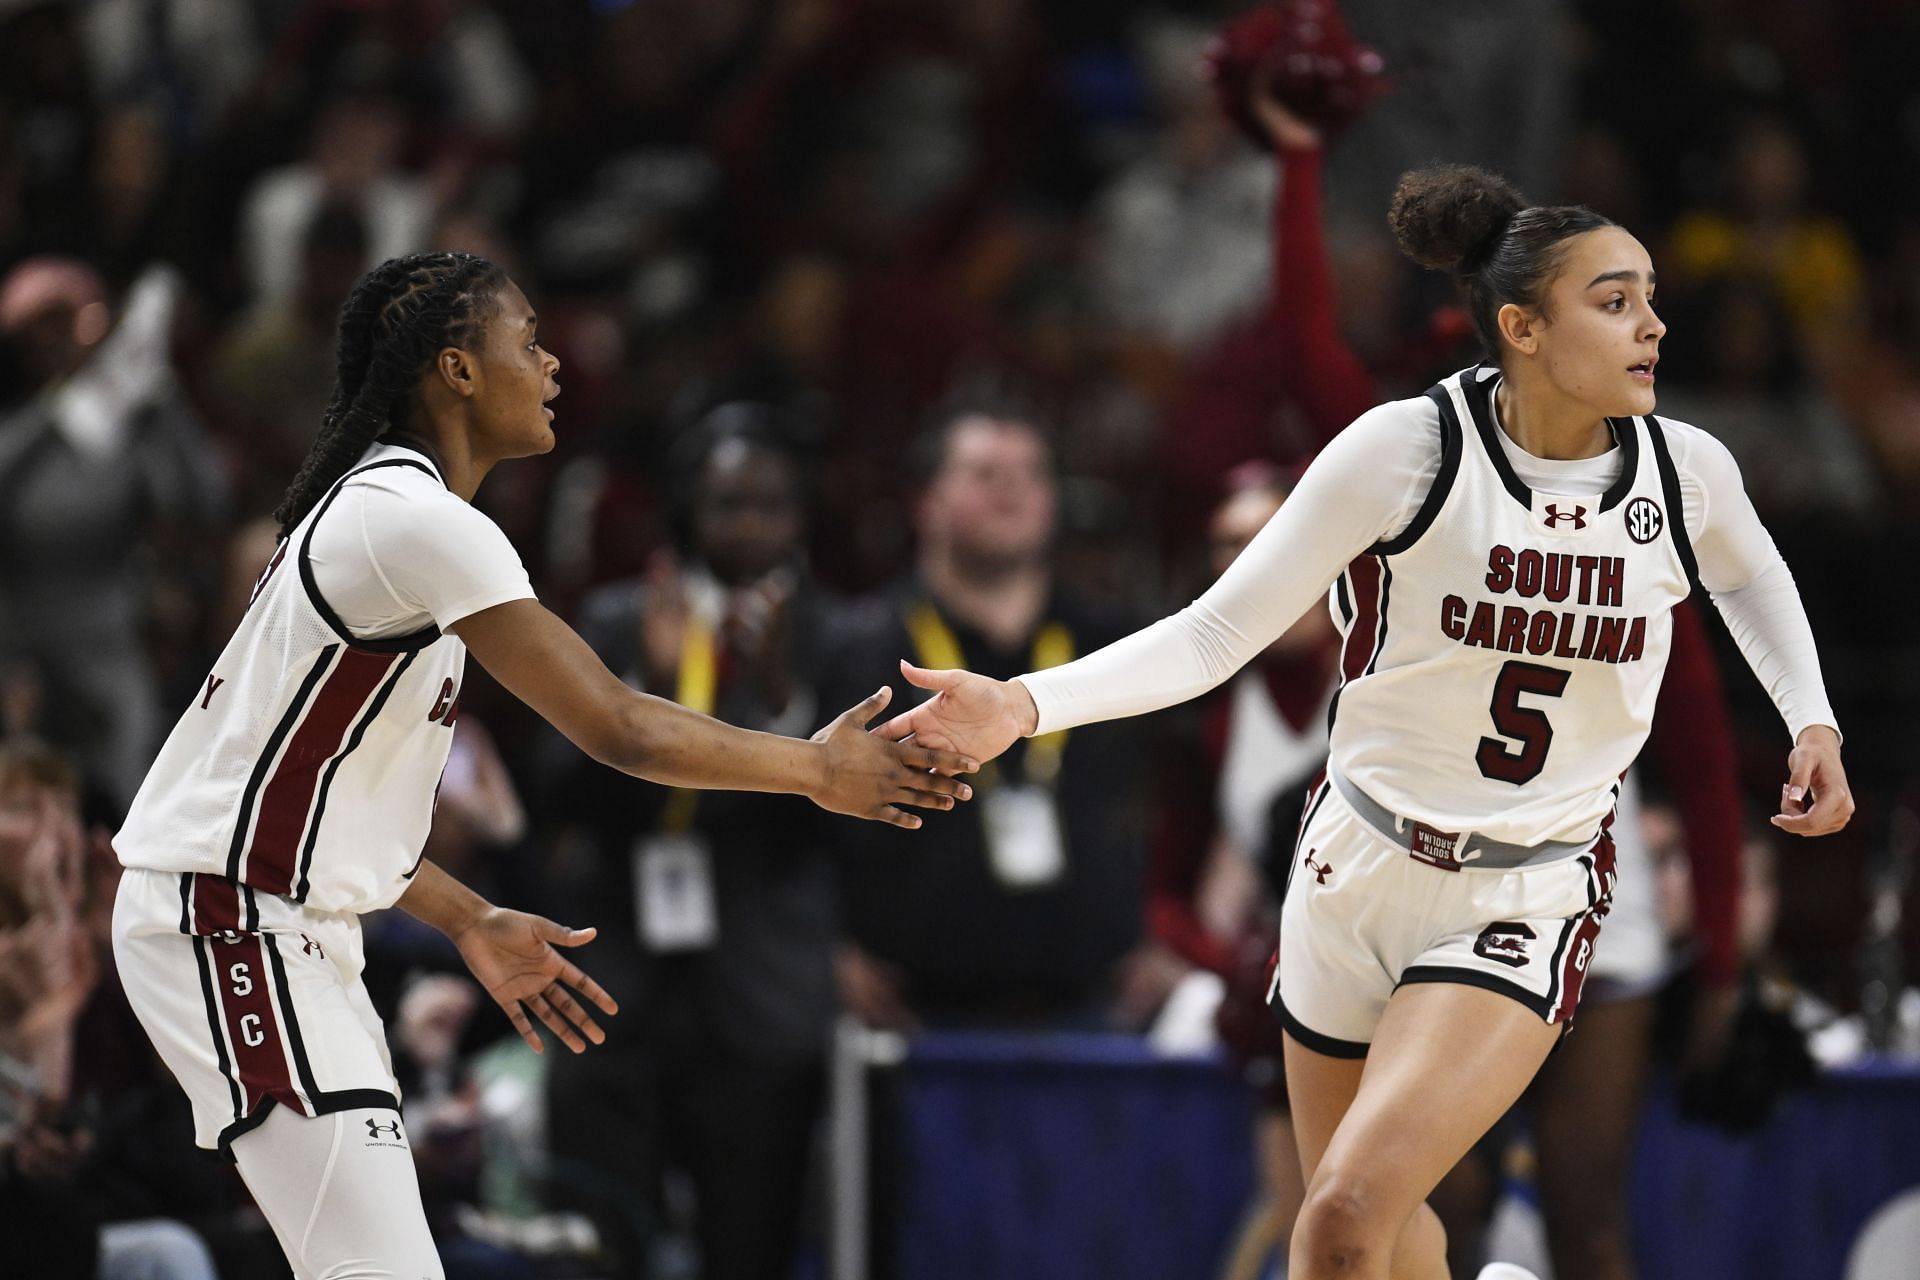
[
  {"xmin": 238, "ymin": 87, "xmax": 432, "ymax": 308},
  {"xmin": 827, "ymin": 399, "xmax": 1168, "ymax": 1030},
  {"xmin": 536, "ymin": 407, "xmax": 838, "ymax": 1279},
  {"xmin": 0, "ymin": 259, "xmax": 225, "ymax": 804}
]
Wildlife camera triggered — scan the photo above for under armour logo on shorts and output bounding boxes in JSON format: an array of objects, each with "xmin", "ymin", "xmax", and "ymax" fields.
[
  {"xmin": 1303, "ymin": 849, "xmax": 1334, "ymax": 885},
  {"xmin": 365, "ymin": 1118, "xmax": 404, "ymax": 1141}
]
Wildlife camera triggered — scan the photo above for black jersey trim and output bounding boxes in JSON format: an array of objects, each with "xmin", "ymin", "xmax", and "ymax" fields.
[
  {"xmin": 1459, "ymin": 369, "xmax": 1642, "ymax": 513},
  {"xmin": 214, "ymin": 1090, "xmax": 401, "ymax": 1161},
  {"xmin": 262, "ymin": 932, "xmax": 324, "ymax": 1104},
  {"xmin": 297, "ymin": 459, "xmax": 444, "ymax": 654},
  {"xmin": 1366, "ymin": 560, "xmax": 1391, "ymax": 677},
  {"xmin": 178, "ymin": 871, "xmax": 193, "ymax": 935},
  {"xmin": 193, "ymin": 936, "xmax": 246, "ymax": 1123},
  {"xmin": 1395, "ymin": 965, "xmax": 1554, "ymax": 1020},
  {"xmin": 1372, "ymin": 388, "xmax": 1465, "ymax": 556},
  {"xmin": 226, "ymin": 645, "xmax": 339, "ymax": 882},
  {"xmin": 1270, "ymin": 994, "xmax": 1370, "ymax": 1058},
  {"xmin": 294, "ymin": 650, "xmax": 419, "ymax": 902},
  {"xmin": 1643, "ymin": 415, "xmax": 1700, "ymax": 595}
]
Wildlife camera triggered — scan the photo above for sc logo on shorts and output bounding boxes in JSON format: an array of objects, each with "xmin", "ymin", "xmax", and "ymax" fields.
[{"xmin": 1473, "ymin": 921, "xmax": 1536, "ymax": 968}]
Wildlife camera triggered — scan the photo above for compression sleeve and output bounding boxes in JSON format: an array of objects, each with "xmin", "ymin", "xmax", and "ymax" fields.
[
  {"xmin": 1018, "ymin": 402, "xmax": 1432, "ymax": 734},
  {"xmin": 1677, "ymin": 424, "xmax": 1840, "ymax": 742}
]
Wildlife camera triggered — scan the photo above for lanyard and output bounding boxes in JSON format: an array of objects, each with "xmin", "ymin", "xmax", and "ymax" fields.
[
  {"xmin": 904, "ymin": 600, "xmax": 1075, "ymax": 788},
  {"xmin": 657, "ymin": 614, "xmax": 718, "ymax": 833}
]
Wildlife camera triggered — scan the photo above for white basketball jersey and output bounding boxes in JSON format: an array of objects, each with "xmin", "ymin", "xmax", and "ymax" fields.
[
  {"xmin": 1327, "ymin": 366, "xmax": 1695, "ymax": 847},
  {"xmin": 116, "ymin": 455, "xmax": 471, "ymax": 914}
]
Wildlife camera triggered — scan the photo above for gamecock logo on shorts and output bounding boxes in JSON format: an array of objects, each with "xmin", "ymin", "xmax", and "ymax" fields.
[{"xmin": 1472, "ymin": 921, "xmax": 1537, "ymax": 967}]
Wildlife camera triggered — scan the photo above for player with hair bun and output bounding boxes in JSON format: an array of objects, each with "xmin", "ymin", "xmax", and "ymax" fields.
[
  {"xmin": 109, "ymin": 252, "xmax": 976, "ymax": 1278},
  {"xmin": 884, "ymin": 168, "xmax": 1850, "ymax": 1279}
]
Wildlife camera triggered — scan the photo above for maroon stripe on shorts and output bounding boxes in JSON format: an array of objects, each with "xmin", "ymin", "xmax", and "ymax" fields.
[
  {"xmin": 207, "ymin": 933, "xmax": 302, "ymax": 1116},
  {"xmin": 245, "ymin": 648, "xmax": 399, "ymax": 894},
  {"xmin": 190, "ymin": 874, "xmax": 242, "ymax": 936},
  {"xmin": 1553, "ymin": 833, "xmax": 1618, "ymax": 1024}
]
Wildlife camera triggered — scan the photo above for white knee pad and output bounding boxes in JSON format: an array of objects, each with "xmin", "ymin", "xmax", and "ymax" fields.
[{"xmin": 231, "ymin": 1104, "xmax": 443, "ymax": 1280}]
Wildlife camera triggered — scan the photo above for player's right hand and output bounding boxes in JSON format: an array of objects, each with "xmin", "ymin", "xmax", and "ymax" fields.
[
  {"xmin": 876, "ymin": 660, "xmax": 1036, "ymax": 764},
  {"xmin": 810, "ymin": 686, "xmax": 976, "ymax": 828}
]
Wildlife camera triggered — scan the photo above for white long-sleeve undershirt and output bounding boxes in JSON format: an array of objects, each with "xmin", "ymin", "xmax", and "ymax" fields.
[{"xmin": 1019, "ymin": 394, "xmax": 1837, "ymax": 744}]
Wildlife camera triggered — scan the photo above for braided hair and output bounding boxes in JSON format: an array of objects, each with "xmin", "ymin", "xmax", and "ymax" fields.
[{"xmin": 273, "ymin": 251, "xmax": 507, "ymax": 538}]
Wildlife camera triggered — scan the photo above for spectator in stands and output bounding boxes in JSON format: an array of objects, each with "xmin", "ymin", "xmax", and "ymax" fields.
[
  {"xmin": 211, "ymin": 199, "xmax": 371, "ymax": 512},
  {"xmin": 536, "ymin": 405, "xmax": 837, "ymax": 1279},
  {"xmin": 826, "ymin": 397, "xmax": 1170, "ymax": 1031},
  {"xmin": 0, "ymin": 258, "xmax": 225, "ymax": 805}
]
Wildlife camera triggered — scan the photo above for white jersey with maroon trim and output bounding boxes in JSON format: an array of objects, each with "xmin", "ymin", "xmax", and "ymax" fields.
[
  {"xmin": 115, "ymin": 444, "xmax": 531, "ymax": 914},
  {"xmin": 1327, "ymin": 365, "xmax": 1695, "ymax": 848}
]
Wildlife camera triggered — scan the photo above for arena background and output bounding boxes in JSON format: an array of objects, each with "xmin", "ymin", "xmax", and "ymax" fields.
[{"xmin": 1, "ymin": 1, "xmax": 1917, "ymax": 1278}]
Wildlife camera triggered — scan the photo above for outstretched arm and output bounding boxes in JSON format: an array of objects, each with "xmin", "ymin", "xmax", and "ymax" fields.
[
  {"xmin": 882, "ymin": 403, "xmax": 1432, "ymax": 759},
  {"xmin": 451, "ymin": 599, "xmax": 974, "ymax": 829},
  {"xmin": 1683, "ymin": 432, "xmax": 1851, "ymax": 837}
]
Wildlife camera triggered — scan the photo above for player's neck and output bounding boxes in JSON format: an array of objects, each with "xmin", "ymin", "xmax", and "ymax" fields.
[
  {"xmin": 394, "ymin": 424, "xmax": 490, "ymax": 502},
  {"xmin": 1493, "ymin": 376, "xmax": 1613, "ymax": 462},
  {"xmin": 921, "ymin": 552, "xmax": 1051, "ymax": 651}
]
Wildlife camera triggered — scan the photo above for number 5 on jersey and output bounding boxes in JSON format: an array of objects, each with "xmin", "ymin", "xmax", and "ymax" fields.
[{"xmin": 1477, "ymin": 660, "xmax": 1571, "ymax": 785}]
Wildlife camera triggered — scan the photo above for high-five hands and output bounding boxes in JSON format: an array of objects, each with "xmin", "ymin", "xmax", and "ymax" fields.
[
  {"xmin": 810, "ymin": 685, "xmax": 978, "ymax": 828},
  {"xmin": 876, "ymin": 660, "xmax": 1039, "ymax": 765}
]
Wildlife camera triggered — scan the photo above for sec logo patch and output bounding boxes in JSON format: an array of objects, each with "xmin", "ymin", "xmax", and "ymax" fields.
[{"xmin": 1624, "ymin": 497, "xmax": 1662, "ymax": 544}]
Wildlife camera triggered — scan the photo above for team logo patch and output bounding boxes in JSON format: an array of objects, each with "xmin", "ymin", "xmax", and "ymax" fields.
[
  {"xmin": 1624, "ymin": 497, "xmax": 1663, "ymax": 544},
  {"xmin": 1473, "ymin": 921, "xmax": 1537, "ymax": 967}
]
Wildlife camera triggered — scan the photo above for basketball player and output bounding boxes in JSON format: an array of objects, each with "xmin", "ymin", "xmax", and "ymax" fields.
[
  {"xmin": 882, "ymin": 168, "xmax": 1851, "ymax": 1280},
  {"xmin": 108, "ymin": 252, "xmax": 976, "ymax": 1279}
]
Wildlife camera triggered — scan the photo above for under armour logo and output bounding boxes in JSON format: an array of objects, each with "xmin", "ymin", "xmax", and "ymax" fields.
[
  {"xmin": 366, "ymin": 1118, "xmax": 404, "ymax": 1140},
  {"xmin": 1542, "ymin": 504, "xmax": 1588, "ymax": 530},
  {"xmin": 1303, "ymin": 849, "xmax": 1334, "ymax": 885},
  {"xmin": 301, "ymin": 934, "xmax": 325, "ymax": 958}
]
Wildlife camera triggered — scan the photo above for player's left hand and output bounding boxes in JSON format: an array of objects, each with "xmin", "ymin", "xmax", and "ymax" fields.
[
  {"xmin": 452, "ymin": 909, "xmax": 619, "ymax": 1054},
  {"xmin": 1770, "ymin": 725, "xmax": 1852, "ymax": 837}
]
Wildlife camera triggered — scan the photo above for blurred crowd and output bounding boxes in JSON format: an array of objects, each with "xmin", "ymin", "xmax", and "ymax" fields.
[{"xmin": 2, "ymin": 0, "xmax": 1917, "ymax": 1277}]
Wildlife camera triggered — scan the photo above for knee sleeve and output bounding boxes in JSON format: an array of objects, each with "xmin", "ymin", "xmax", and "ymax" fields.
[{"xmin": 231, "ymin": 1104, "xmax": 443, "ymax": 1280}]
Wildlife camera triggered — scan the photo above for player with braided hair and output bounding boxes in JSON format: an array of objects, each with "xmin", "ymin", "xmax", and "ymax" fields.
[{"xmin": 110, "ymin": 252, "xmax": 977, "ymax": 1277}]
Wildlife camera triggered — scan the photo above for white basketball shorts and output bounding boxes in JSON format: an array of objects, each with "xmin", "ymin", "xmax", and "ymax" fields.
[
  {"xmin": 1270, "ymin": 777, "xmax": 1617, "ymax": 1058},
  {"xmin": 112, "ymin": 867, "xmax": 402, "ymax": 1152}
]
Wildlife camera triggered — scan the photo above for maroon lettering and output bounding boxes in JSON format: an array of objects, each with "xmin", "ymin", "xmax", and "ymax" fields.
[
  {"xmin": 1553, "ymin": 613, "xmax": 1580, "ymax": 659},
  {"xmin": 1596, "ymin": 557, "xmax": 1625, "ymax": 608},
  {"xmin": 1577, "ymin": 614, "xmax": 1599, "ymax": 661},
  {"xmin": 1497, "ymin": 606, "xmax": 1529, "ymax": 653},
  {"xmin": 1593, "ymin": 616, "xmax": 1626, "ymax": 663},
  {"xmin": 201, "ymin": 674, "xmax": 226, "ymax": 710},
  {"xmin": 428, "ymin": 678, "xmax": 457, "ymax": 723},
  {"xmin": 1526, "ymin": 611, "xmax": 1556, "ymax": 655},
  {"xmin": 1542, "ymin": 554, "xmax": 1571, "ymax": 603},
  {"xmin": 1464, "ymin": 602, "xmax": 1497, "ymax": 649},
  {"xmin": 1575, "ymin": 555, "xmax": 1599, "ymax": 605},
  {"xmin": 1621, "ymin": 616, "xmax": 1647, "ymax": 663},
  {"xmin": 1485, "ymin": 545, "xmax": 1516, "ymax": 594},
  {"xmin": 1514, "ymin": 550, "xmax": 1543, "ymax": 598},
  {"xmin": 1441, "ymin": 595, "xmax": 1467, "ymax": 641}
]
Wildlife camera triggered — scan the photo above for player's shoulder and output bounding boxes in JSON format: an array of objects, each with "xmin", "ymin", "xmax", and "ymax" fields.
[
  {"xmin": 1645, "ymin": 411, "xmax": 1740, "ymax": 480},
  {"xmin": 1327, "ymin": 387, "xmax": 1445, "ymax": 463}
]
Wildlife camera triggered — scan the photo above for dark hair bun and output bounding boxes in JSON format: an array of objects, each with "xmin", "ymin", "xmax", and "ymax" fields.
[{"xmin": 1388, "ymin": 165, "xmax": 1526, "ymax": 274}]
